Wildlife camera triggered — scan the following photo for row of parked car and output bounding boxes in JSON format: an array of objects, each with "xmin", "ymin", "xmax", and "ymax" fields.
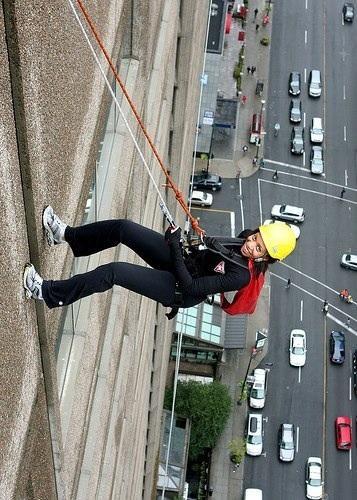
[
  {"xmin": 244, "ymin": 326, "xmax": 357, "ymax": 499},
  {"xmin": 288, "ymin": 70, "xmax": 326, "ymax": 175}
]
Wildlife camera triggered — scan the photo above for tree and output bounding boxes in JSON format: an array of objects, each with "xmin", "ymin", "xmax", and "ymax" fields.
[{"xmin": 164, "ymin": 380, "xmax": 232, "ymax": 459}]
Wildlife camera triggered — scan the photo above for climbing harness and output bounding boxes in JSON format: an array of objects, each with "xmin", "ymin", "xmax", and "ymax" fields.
[{"xmin": 70, "ymin": 0, "xmax": 204, "ymax": 237}]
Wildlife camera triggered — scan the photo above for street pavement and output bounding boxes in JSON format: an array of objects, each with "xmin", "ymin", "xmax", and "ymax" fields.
[{"xmin": 208, "ymin": 2, "xmax": 273, "ymax": 499}]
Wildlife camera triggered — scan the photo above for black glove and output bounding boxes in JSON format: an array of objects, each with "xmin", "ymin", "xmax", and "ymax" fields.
[{"xmin": 165, "ymin": 225, "xmax": 182, "ymax": 245}]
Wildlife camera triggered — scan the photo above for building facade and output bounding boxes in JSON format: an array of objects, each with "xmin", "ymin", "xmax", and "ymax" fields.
[{"xmin": 0, "ymin": 1, "xmax": 209, "ymax": 498}]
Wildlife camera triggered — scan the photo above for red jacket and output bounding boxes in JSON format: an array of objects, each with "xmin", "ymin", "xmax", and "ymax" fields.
[{"xmin": 221, "ymin": 259, "xmax": 264, "ymax": 315}]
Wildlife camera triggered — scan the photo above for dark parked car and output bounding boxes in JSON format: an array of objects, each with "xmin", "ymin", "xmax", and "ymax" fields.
[
  {"xmin": 289, "ymin": 99, "xmax": 302, "ymax": 123},
  {"xmin": 329, "ymin": 331, "xmax": 345, "ymax": 364},
  {"xmin": 278, "ymin": 423, "xmax": 295, "ymax": 462},
  {"xmin": 291, "ymin": 126, "xmax": 304, "ymax": 155},
  {"xmin": 343, "ymin": 2, "xmax": 354, "ymax": 22},
  {"xmin": 288, "ymin": 72, "xmax": 301, "ymax": 96},
  {"xmin": 191, "ymin": 172, "xmax": 222, "ymax": 191}
]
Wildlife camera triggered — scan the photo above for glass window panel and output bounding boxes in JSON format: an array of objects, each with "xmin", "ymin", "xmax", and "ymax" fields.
[{"xmin": 202, "ymin": 313, "xmax": 212, "ymax": 323}]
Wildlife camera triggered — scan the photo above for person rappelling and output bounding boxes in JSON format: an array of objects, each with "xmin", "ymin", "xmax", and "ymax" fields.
[{"xmin": 23, "ymin": 206, "xmax": 297, "ymax": 318}]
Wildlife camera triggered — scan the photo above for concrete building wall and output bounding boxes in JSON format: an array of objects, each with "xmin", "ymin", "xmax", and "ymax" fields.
[{"xmin": 0, "ymin": 0, "xmax": 209, "ymax": 498}]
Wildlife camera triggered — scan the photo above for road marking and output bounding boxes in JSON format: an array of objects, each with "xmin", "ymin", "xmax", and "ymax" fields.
[
  {"xmin": 349, "ymin": 376, "xmax": 352, "ymax": 401},
  {"xmin": 259, "ymin": 178, "xmax": 357, "ymax": 205},
  {"xmin": 349, "ymin": 448, "xmax": 352, "ymax": 471},
  {"xmin": 303, "ymin": 111, "xmax": 306, "ymax": 128},
  {"xmin": 325, "ymin": 313, "xmax": 357, "ymax": 337},
  {"xmin": 296, "ymin": 426, "xmax": 300, "ymax": 453},
  {"xmin": 343, "ymin": 84, "xmax": 346, "ymax": 100},
  {"xmin": 306, "ymin": 0, "xmax": 308, "ymax": 9},
  {"xmin": 258, "ymin": 176, "xmax": 263, "ymax": 224},
  {"xmin": 345, "ymin": 169, "xmax": 348, "ymax": 186},
  {"xmin": 238, "ymin": 177, "xmax": 244, "ymax": 232},
  {"xmin": 344, "ymin": 125, "xmax": 347, "ymax": 141},
  {"xmin": 298, "ymin": 366, "xmax": 301, "ymax": 383},
  {"xmin": 230, "ymin": 211, "xmax": 236, "ymax": 237},
  {"xmin": 304, "ymin": 67, "xmax": 307, "ymax": 83},
  {"xmin": 262, "ymin": 161, "xmax": 357, "ymax": 191},
  {"xmin": 300, "ymin": 300, "xmax": 303, "ymax": 322},
  {"xmin": 305, "ymin": 30, "xmax": 307, "ymax": 44},
  {"xmin": 270, "ymin": 273, "xmax": 357, "ymax": 331},
  {"xmin": 322, "ymin": 314, "xmax": 327, "ymax": 482},
  {"xmin": 262, "ymin": 160, "xmax": 309, "ymax": 173}
]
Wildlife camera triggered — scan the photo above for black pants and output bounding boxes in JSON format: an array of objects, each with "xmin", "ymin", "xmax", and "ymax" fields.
[{"xmin": 42, "ymin": 219, "xmax": 201, "ymax": 310}]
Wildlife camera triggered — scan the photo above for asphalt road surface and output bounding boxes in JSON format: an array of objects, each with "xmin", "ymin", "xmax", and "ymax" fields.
[
  {"xmin": 242, "ymin": 0, "xmax": 357, "ymax": 499},
  {"xmin": 192, "ymin": 0, "xmax": 357, "ymax": 498}
]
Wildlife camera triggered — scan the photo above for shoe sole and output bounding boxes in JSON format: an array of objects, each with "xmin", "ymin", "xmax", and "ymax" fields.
[
  {"xmin": 23, "ymin": 263, "xmax": 34, "ymax": 299},
  {"xmin": 43, "ymin": 205, "xmax": 55, "ymax": 247}
]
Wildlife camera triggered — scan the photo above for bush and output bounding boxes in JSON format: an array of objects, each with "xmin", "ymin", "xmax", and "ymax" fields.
[
  {"xmin": 228, "ymin": 438, "xmax": 246, "ymax": 465},
  {"xmin": 260, "ymin": 36, "xmax": 270, "ymax": 46},
  {"xmin": 164, "ymin": 380, "xmax": 232, "ymax": 459}
]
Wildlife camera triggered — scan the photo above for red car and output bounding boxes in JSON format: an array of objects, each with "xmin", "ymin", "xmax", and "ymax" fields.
[{"xmin": 335, "ymin": 416, "xmax": 352, "ymax": 450}]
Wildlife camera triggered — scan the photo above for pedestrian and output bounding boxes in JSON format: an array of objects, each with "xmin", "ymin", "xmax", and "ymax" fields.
[
  {"xmin": 252, "ymin": 156, "xmax": 258, "ymax": 166},
  {"xmin": 24, "ymin": 206, "xmax": 297, "ymax": 318},
  {"xmin": 255, "ymin": 24, "xmax": 260, "ymax": 31},
  {"xmin": 242, "ymin": 145, "xmax": 248, "ymax": 153},
  {"xmin": 251, "ymin": 66, "xmax": 256, "ymax": 75},
  {"xmin": 286, "ymin": 278, "xmax": 291, "ymax": 289},
  {"xmin": 272, "ymin": 169, "xmax": 278, "ymax": 180},
  {"xmin": 254, "ymin": 7, "xmax": 258, "ymax": 19},
  {"xmin": 247, "ymin": 66, "xmax": 251, "ymax": 74},
  {"xmin": 346, "ymin": 317, "xmax": 351, "ymax": 327},
  {"xmin": 322, "ymin": 300, "xmax": 329, "ymax": 314},
  {"xmin": 241, "ymin": 95, "xmax": 247, "ymax": 105},
  {"xmin": 340, "ymin": 187, "xmax": 346, "ymax": 198}
]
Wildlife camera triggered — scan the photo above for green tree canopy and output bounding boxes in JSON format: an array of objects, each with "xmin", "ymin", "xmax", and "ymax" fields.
[{"xmin": 164, "ymin": 380, "xmax": 232, "ymax": 459}]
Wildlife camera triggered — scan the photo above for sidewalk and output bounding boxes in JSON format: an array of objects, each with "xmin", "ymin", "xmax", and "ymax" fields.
[
  {"xmin": 208, "ymin": 2, "xmax": 273, "ymax": 499},
  {"xmin": 208, "ymin": 0, "xmax": 272, "ymax": 180}
]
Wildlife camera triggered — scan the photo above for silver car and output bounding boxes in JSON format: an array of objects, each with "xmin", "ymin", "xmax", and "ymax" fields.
[
  {"xmin": 341, "ymin": 253, "xmax": 357, "ymax": 271},
  {"xmin": 289, "ymin": 99, "xmax": 302, "ymax": 123},
  {"xmin": 271, "ymin": 204, "xmax": 305, "ymax": 223},
  {"xmin": 310, "ymin": 146, "xmax": 324, "ymax": 175},
  {"xmin": 278, "ymin": 423, "xmax": 295, "ymax": 462}
]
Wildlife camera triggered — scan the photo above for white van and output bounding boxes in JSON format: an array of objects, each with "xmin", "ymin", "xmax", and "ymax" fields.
[
  {"xmin": 246, "ymin": 413, "xmax": 263, "ymax": 456},
  {"xmin": 249, "ymin": 369, "xmax": 267, "ymax": 409},
  {"xmin": 244, "ymin": 488, "xmax": 263, "ymax": 500},
  {"xmin": 308, "ymin": 70, "xmax": 322, "ymax": 97}
]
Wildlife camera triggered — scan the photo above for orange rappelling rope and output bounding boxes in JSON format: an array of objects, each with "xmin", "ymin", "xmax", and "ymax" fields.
[{"xmin": 75, "ymin": 0, "xmax": 205, "ymax": 237}]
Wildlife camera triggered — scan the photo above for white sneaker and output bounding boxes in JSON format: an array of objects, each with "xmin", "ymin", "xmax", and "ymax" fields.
[
  {"xmin": 43, "ymin": 205, "xmax": 67, "ymax": 246},
  {"xmin": 23, "ymin": 263, "xmax": 43, "ymax": 300}
]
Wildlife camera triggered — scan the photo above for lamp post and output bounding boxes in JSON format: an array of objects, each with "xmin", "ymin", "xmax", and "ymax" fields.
[{"xmin": 237, "ymin": 347, "xmax": 257, "ymax": 405}]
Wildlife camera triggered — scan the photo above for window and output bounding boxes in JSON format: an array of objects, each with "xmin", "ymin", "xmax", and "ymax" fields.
[
  {"xmin": 176, "ymin": 307, "xmax": 198, "ymax": 336},
  {"xmin": 200, "ymin": 303, "xmax": 221, "ymax": 343}
]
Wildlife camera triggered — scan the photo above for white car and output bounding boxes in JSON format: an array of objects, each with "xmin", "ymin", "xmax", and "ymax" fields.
[
  {"xmin": 246, "ymin": 413, "xmax": 263, "ymax": 456},
  {"xmin": 306, "ymin": 457, "xmax": 323, "ymax": 499},
  {"xmin": 271, "ymin": 204, "xmax": 305, "ymax": 224},
  {"xmin": 263, "ymin": 219, "xmax": 300, "ymax": 240},
  {"xmin": 310, "ymin": 117, "xmax": 324, "ymax": 143},
  {"xmin": 249, "ymin": 368, "xmax": 267, "ymax": 409},
  {"xmin": 188, "ymin": 190, "xmax": 213, "ymax": 207},
  {"xmin": 341, "ymin": 253, "xmax": 357, "ymax": 271},
  {"xmin": 289, "ymin": 329, "xmax": 306, "ymax": 367}
]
